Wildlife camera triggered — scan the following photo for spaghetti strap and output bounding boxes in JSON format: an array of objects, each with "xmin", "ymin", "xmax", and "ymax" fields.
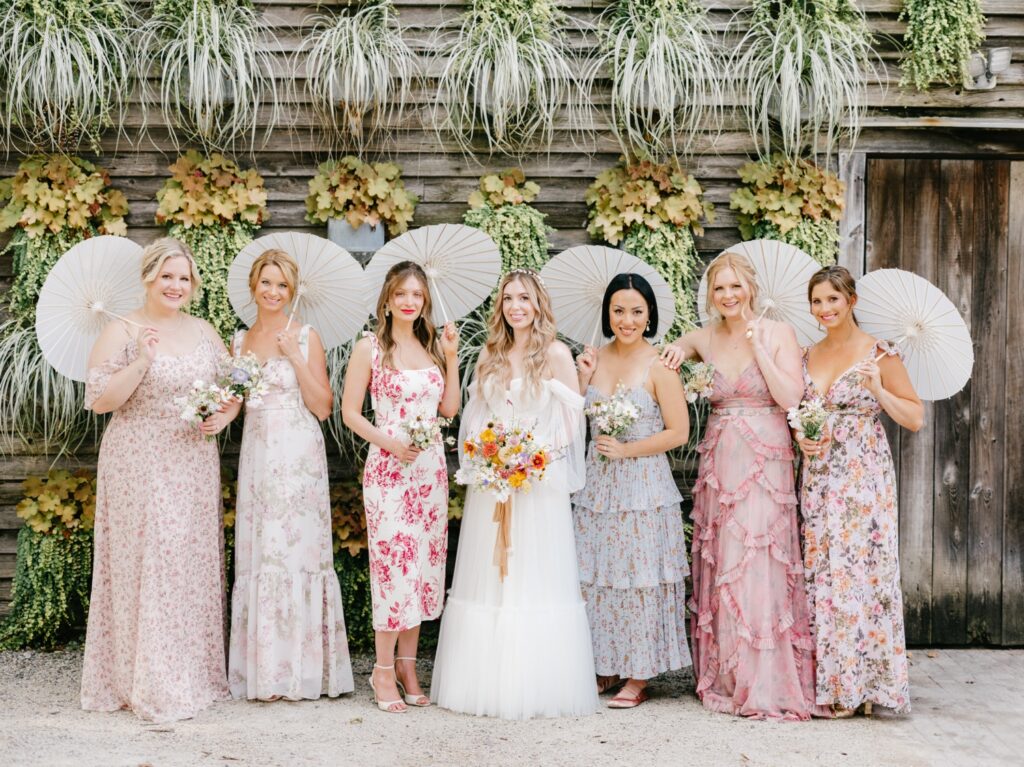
[{"xmin": 640, "ymin": 356, "xmax": 658, "ymax": 385}]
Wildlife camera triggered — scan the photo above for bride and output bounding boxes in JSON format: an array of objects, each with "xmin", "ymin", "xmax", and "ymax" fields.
[{"xmin": 431, "ymin": 269, "xmax": 599, "ymax": 719}]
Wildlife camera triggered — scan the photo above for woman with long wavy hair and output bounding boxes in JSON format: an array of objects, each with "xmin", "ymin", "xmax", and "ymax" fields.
[
  {"xmin": 431, "ymin": 269, "xmax": 599, "ymax": 720},
  {"xmin": 341, "ymin": 261, "xmax": 460, "ymax": 713}
]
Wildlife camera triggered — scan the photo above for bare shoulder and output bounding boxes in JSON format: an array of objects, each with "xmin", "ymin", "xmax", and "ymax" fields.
[
  {"xmin": 351, "ymin": 335, "xmax": 372, "ymax": 357},
  {"xmin": 546, "ymin": 339, "xmax": 573, "ymax": 365}
]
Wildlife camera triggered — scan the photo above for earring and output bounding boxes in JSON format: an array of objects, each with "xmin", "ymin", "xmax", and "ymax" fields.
[
  {"xmin": 646, "ymin": 321, "xmax": 651, "ymax": 332},
  {"xmin": 384, "ymin": 305, "xmax": 390, "ymax": 317}
]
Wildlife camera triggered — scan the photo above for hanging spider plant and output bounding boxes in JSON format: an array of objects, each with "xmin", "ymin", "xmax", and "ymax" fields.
[
  {"xmin": 730, "ymin": 0, "xmax": 876, "ymax": 160},
  {"xmin": 591, "ymin": 0, "xmax": 722, "ymax": 160},
  {"xmin": 0, "ymin": 0, "xmax": 135, "ymax": 152},
  {"xmin": 138, "ymin": 0, "xmax": 280, "ymax": 152},
  {"xmin": 302, "ymin": 0, "xmax": 418, "ymax": 151},
  {"xmin": 436, "ymin": 0, "xmax": 585, "ymax": 157}
]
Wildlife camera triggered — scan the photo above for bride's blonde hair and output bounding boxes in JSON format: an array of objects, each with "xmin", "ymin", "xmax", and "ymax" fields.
[{"xmin": 476, "ymin": 270, "xmax": 557, "ymax": 396}]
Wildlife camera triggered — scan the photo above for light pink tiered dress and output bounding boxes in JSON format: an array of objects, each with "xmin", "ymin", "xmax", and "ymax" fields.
[
  {"xmin": 689, "ymin": 357, "xmax": 826, "ymax": 720},
  {"xmin": 81, "ymin": 326, "xmax": 229, "ymax": 722}
]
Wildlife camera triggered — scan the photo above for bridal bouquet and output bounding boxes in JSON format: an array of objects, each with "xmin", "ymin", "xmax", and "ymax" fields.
[
  {"xmin": 585, "ymin": 384, "xmax": 640, "ymax": 461},
  {"xmin": 175, "ymin": 380, "xmax": 230, "ymax": 439},
  {"xmin": 680, "ymin": 361, "xmax": 715, "ymax": 403},
  {"xmin": 456, "ymin": 418, "xmax": 549, "ymax": 501},
  {"xmin": 217, "ymin": 353, "xmax": 268, "ymax": 406},
  {"xmin": 787, "ymin": 397, "xmax": 830, "ymax": 442},
  {"xmin": 401, "ymin": 414, "xmax": 455, "ymax": 451}
]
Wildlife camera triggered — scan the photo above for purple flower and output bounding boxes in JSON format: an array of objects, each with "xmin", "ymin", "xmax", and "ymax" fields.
[{"xmin": 230, "ymin": 368, "xmax": 250, "ymax": 385}]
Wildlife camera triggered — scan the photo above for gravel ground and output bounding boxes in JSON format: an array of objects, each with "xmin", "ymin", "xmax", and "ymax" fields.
[{"xmin": 0, "ymin": 649, "xmax": 1015, "ymax": 767}]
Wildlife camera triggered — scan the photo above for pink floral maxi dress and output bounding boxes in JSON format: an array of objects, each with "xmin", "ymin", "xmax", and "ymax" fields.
[
  {"xmin": 227, "ymin": 326, "xmax": 354, "ymax": 700},
  {"xmin": 798, "ymin": 346, "xmax": 910, "ymax": 713},
  {"xmin": 362, "ymin": 334, "xmax": 448, "ymax": 631},
  {"xmin": 690, "ymin": 358, "xmax": 825, "ymax": 720},
  {"xmin": 80, "ymin": 329, "xmax": 229, "ymax": 722}
]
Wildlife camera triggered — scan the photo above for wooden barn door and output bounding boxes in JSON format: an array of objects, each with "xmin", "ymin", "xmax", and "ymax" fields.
[{"xmin": 864, "ymin": 158, "xmax": 1024, "ymax": 646}]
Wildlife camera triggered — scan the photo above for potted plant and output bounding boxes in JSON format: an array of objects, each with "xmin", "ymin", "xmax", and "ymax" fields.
[
  {"xmin": 585, "ymin": 158, "xmax": 713, "ymax": 340},
  {"xmin": 0, "ymin": 156, "xmax": 129, "ymax": 452},
  {"xmin": 729, "ymin": 153, "xmax": 845, "ymax": 266},
  {"xmin": 589, "ymin": 0, "xmax": 721, "ymax": 159},
  {"xmin": 0, "ymin": 0, "xmax": 134, "ymax": 152},
  {"xmin": 155, "ymin": 150, "xmax": 269, "ymax": 341},
  {"xmin": 899, "ymin": 0, "xmax": 986, "ymax": 90},
  {"xmin": 304, "ymin": 156, "xmax": 417, "ymax": 252},
  {"xmin": 303, "ymin": 0, "xmax": 418, "ymax": 150},
  {"xmin": 138, "ymin": 0, "xmax": 279, "ymax": 152}
]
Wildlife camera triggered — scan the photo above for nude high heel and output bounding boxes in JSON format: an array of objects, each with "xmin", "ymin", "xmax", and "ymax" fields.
[
  {"xmin": 368, "ymin": 664, "xmax": 406, "ymax": 713},
  {"xmin": 395, "ymin": 657, "xmax": 430, "ymax": 707}
]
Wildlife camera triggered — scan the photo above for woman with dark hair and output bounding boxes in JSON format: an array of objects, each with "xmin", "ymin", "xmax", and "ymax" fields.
[
  {"xmin": 574, "ymin": 273, "xmax": 691, "ymax": 708},
  {"xmin": 341, "ymin": 261, "xmax": 460, "ymax": 713},
  {"xmin": 798, "ymin": 265, "xmax": 922, "ymax": 716}
]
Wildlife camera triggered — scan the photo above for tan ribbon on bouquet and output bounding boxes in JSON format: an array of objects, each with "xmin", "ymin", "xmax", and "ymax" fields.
[{"xmin": 492, "ymin": 498, "xmax": 512, "ymax": 581}]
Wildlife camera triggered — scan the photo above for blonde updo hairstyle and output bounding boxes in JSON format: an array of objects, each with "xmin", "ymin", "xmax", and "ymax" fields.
[
  {"xmin": 140, "ymin": 237, "xmax": 202, "ymax": 304},
  {"xmin": 248, "ymin": 248, "xmax": 299, "ymax": 304},
  {"xmin": 703, "ymin": 250, "xmax": 760, "ymax": 321}
]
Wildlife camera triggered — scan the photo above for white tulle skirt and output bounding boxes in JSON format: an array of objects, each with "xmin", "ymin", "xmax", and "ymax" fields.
[{"xmin": 432, "ymin": 468, "xmax": 599, "ymax": 720}]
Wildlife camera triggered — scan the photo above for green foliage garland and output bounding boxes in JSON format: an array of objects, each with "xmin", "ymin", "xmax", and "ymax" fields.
[
  {"xmin": 622, "ymin": 225, "xmax": 700, "ymax": 340},
  {"xmin": 750, "ymin": 219, "xmax": 839, "ymax": 267},
  {"xmin": 899, "ymin": 0, "xmax": 986, "ymax": 90},
  {"xmin": 463, "ymin": 170, "xmax": 552, "ymax": 275}
]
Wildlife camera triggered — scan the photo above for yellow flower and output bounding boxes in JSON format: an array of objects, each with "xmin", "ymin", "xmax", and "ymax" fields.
[
  {"xmin": 508, "ymin": 471, "xmax": 527, "ymax": 489},
  {"xmin": 480, "ymin": 428, "xmax": 497, "ymax": 443}
]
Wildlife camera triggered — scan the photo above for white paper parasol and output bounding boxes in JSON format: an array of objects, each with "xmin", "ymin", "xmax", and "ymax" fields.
[
  {"xmin": 855, "ymin": 268, "xmax": 973, "ymax": 401},
  {"xmin": 362, "ymin": 224, "xmax": 501, "ymax": 326},
  {"xmin": 540, "ymin": 245, "xmax": 676, "ymax": 345},
  {"xmin": 35, "ymin": 235, "xmax": 145, "ymax": 382},
  {"xmin": 229, "ymin": 232, "xmax": 368, "ymax": 349},
  {"xmin": 696, "ymin": 239, "xmax": 825, "ymax": 347}
]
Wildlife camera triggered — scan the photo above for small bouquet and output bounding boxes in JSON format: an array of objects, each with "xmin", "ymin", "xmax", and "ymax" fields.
[
  {"xmin": 217, "ymin": 353, "xmax": 268, "ymax": 406},
  {"xmin": 787, "ymin": 398, "xmax": 830, "ymax": 455},
  {"xmin": 401, "ymin": 414, "xmax": 455, "ymax": 451},
  {"xmin": 175, "ymin": 380, "xmax": 230, "ymax": 439},
  {"xmin": 680, "ymin": 360, "xmax": 715, "ymax": 403},
  {"xmin": 455, "ymin": 418, "xmax": 549, "ymax": 501},
  {"xmin": 585, "ymin": 384, "xmax": 640, "ymax": 461}
]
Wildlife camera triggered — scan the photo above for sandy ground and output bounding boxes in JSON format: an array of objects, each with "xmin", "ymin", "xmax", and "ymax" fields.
[{"xmin": 1, "ymin": 649, "xmax": 1021, "ymax": 767}]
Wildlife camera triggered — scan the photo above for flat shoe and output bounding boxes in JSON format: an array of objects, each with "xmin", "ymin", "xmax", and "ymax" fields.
[{"xmin": 607, "ymin": 688, "xmax": 649, "ymax": 709}]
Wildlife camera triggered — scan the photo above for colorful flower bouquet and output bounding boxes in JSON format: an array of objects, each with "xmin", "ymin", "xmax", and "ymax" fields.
[
  {"xmin": 456, "ymin": 418, "xmax": 549, "ymax": 502},
  {"xmin": 585, "ymin": 384, "xmax": 640, "ymax": 461},
  {"xmin": 401, "ymin": 414, "xmax": 454, "ymax": 451},
  {"xmin": 680, "ymin": 361, "xmax": 715, "ymax": 403},
  {"xmin": 217, "ymin": 352, "xmax": 268, "ymax": 406},
  {"xmin": 787, "ymin": 397, "xmax": 830, "ymax": 443}
]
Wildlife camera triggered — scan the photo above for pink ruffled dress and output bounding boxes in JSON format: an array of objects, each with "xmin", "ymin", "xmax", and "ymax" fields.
[{"xmin": 689, "ymin": 358, "xmax": 827, "ymax": 720}]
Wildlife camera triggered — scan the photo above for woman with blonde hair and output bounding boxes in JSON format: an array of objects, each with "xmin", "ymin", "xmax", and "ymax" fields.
[
  {"xmin": 81, "ymin": 237, "xmax": 238, "ymax": 722},
  {"xmin": 227, "ymin": 248, "xmax": 354, "ymax": 702},
  {"xmin": 661, "ymin": 251, "xmax": 826, "ymax": 719},
  {"xmin": 431, "ymin": 269, "xmax": 599, "ymax": 720},
  {"xmin": 342, "ymin": 260, "xmax": 460, "ymax": 713}
]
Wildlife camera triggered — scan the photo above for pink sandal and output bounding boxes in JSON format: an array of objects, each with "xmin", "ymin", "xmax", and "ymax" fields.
[{"xmin": 607, "ymin": 686, "xmax": 649, "ymax": 709}]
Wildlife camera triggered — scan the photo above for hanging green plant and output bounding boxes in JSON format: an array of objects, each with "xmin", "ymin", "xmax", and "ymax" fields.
[
  {"xmin": 729, "ymin": 153, "xmax": 846, "ymax": 266},
  {"xmin": 464, "ymin": 170, "xmax": 551, "ymax": 273},
  {"xmin": 436, "ymin": 0, "xmax": 585, "ymax": 156},
  {"xmin": 155, "ymin": 151, "xmax": 269, "ymax": 341},
  {"xmin": 731, "ymin": 0, "xmax": 875, "ymax": 159},
  {"xmin": 303, "ymin": 0, "xmax": 418, "ymax": 150},
  {"xmin": 138, "ymin": 0, "xmax": 279, "ymax": 152},
  {"xmin": 585, "ymin": 158, "xmax": 712, "ymax": 340},
  {"xmin": 0, "ymin": 155, "xmax": 129, "ymax": 451},
  {"xmin": 0, "ymin": 469, "xmax": 96, "ymax": 650},
  {"xmin": 899, "ymin": 0, "xmax": 986, "ymax": 90},
  {"xmin": 0, "ymin": 0, "xmax": 135, "ymax": 152},
  {"xmin": 305, "ymin": 156, "xmax": 417, "ymax": 236},
  {"xmin": 590, "ymin": 0, "xmax": 721, "ymax": 160}
]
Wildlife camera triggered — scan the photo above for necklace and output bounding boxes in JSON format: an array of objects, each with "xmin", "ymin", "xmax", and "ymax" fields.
[{"xmin": 140, "ymin": 308, "xmax": 184, "ymax": 332}]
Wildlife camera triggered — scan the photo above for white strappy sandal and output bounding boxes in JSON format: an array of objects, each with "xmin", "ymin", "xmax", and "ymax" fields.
[
  {"xmin": 368, "ymin": 663, "xmax": 406, "ymax": 713},
  {"xmin": 395, "ymin": 657, "xmax": 431, "ymax": 707}
]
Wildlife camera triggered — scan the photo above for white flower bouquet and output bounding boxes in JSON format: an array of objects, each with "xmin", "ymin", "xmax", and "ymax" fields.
[
  {"xmin": 217, "ymin": 352, "xmax": 268, "ymax": 406},
  {"xmin": 787, "ymin": 397, "xmax": 830, "ymax": 442},
  {"xmin": 585, "ymin": 384, "xmax": 640, "ymax": 461},
  {"xmin": 401, "ymin": 414, "xmax": 454, "ymax": 451},
  {"xmin": 680, "ymin": 360, "xmax": 715, "ymax": 403},
  {"xmin": 175, "ymin": 380, "xmax": 230, "ymax": 439}
]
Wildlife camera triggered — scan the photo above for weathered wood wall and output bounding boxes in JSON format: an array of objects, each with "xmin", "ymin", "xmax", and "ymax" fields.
[{"xmin": 2, "ymin": 1, "xmax": 1023, "ymax": 636}]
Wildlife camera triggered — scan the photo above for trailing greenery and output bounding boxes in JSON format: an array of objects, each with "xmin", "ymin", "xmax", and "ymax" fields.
[
  {"xmin": 436, "ymin": 0, "xmax": 584, "ymax": 156},
  {"xmin": 899, "ymin": 0, "xmax": 986, "ymax": 90},
  {"xmin": 730, "ymin": 0, "xmax": 875, "ymax": 160},
  {"xmin": 592, "ymin": 0, "xmax": 721, "ymax": 160},
  {"xmin": 0, "ymin": 0, "xmax": 134, "ymax": 152},
  {"xmin": 0, "ymin": 470, "xmax": 96, "ymax": 650},
  {"xmin": 463, "ymin": 170, "xmax": 552, "ymax": 273},
  {"xmin": 729, "ymin": 153, "xmax": 845, "ymax": 266},
  {"xmin": 138, "ymin": 0, "xmax": 279, "ymax": 152},
  {"xmin": 305, "ymin": 156, "xmax": 417, "ymax": 236},
  {"xmin": 586, "ymin": 158, "xmax": 711, "ymax": 340},
  {"xmin": 303, "ymin": 0, "xmax": 418, "ymax": 150}
]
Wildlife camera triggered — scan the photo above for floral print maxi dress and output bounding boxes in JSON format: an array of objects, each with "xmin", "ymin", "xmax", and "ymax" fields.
[
  {"xmin": 362, "ymin": 333, "xmax": 448, "ymax": 631},
  {"xmin": 80, "ymin": 329, "xmax": 229, "ymax": 723},
  {"xmin": 227, "ymin": 326, "xmax": 354, "ymax": 700},
  {"xmin": 798, "ymin": 345, "xmax": 910, "ymax": 713}
]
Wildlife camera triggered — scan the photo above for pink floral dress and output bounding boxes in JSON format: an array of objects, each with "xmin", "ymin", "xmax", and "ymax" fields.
[
  {"xmin": 799, "ymin": 344, "xmax": 910, "ymax": 713},
  {"xmin": 361, "ymin": 333, "xmax": 448, "ymax": 632},
  {"xmin": 80, "ymin": 326, "xmax": 229, "ymax": 722}
]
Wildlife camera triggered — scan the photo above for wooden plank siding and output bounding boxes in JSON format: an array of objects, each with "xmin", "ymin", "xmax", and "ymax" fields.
[{"xmin": 1, "ymin": 1, "xmax": 1023, "ymax": 637}]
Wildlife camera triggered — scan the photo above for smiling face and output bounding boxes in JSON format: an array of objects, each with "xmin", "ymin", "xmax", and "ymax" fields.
[
  {"xmin": 608, "ymin": 288, "xmax": 649, "ymax": 345},
  {"xmin": 501, "ymin": 278, "xmax": 537, "ymax": 331},
  {"xmin": 389, "ymin": 274, "xmax": 426, "ymax": 322},
  {"xmin": 254, "ymin": 264, "xmax": 292, "ymax": 314},
  {"xmin": 810, "ymin": 280, "xmax": 857, "ymax": 329},
  {"xmin": 146, "ymin": 255, "xmax": 193, "ymax": 311},
  {"xmin": 711, "ymin": 266, "xmax": 752, "ymax": 320}
]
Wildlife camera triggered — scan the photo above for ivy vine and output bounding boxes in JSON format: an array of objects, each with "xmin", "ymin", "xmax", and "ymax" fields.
[
  {"xmin": 899, "ymin": 0, "xmax": 986, "ymax": 90},
  {"xmin": 622, "ymin": 224, "xmax": 700, "ymax": 341}
]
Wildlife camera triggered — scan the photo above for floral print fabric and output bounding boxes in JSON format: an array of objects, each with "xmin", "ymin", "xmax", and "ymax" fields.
[
  {"xmin": 361, "ymin": 333, "xmax": 448, "ymax": 631},
  {"xmin": 799, "ymin": 346, "xmax": 910, "ymax": 713},
  {"xmin": 80, "ymin": 330, "xmax": 229, "ymax": 722},
  {"xmin": 227, "ymin": 326, "xmax": 354, "ymax": 700}
]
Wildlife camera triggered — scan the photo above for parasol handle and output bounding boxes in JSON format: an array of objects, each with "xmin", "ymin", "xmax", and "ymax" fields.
[
  {"xmin": 91, "ymin": 303, "xmax": 146, "ymax": 329},
  {"xmin": 745, "ymin": 302, "xmax": 772, "ymax": 339},
  {"xmin": 589, "ymin": 313, "xmax": 602, "ymax": 348},
  {"xmin": 284, "ymin": 291, "xmax": 303, "ymax": 332},
  {"xmin": 429, "ymin": 277, "xmax": 451, "ymax": 325},
  {"xmin": 874, "ymin": 336, "xmax": 906, "ymax": 363}
]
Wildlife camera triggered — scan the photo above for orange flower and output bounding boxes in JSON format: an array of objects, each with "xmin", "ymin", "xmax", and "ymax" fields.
[
  {"xmin": 483, "ymin": 442, "xmax": 499, "ymax": 458},
  {"xmin": 530, "ymin": 451, "xmax": 547, "ymax": 470},
  {"xmin": 464, "ymin": 441, "xmax": 477, "ymax": 456}
]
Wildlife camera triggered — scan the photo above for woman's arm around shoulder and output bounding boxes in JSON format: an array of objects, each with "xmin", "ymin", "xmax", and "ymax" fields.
[{"xmin": 660, "ymin": 326, "xmax": 707, "ymax": 370}]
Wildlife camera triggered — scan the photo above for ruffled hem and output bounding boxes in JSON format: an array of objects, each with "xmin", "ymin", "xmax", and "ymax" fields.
[
  {"xmin": 572, "ymin": 454, "xmax": 682, "ymax": 513},
  {"xmin": 228, "ymin": 569, "xmax": 355, "ymax": 700},
  {"xmin": 698, "ymin": 414, "xmax": 794, "ymax": 462},
  {"xmin": 574, "ymin": 504, "xmax": 689, "ymax": 587}
]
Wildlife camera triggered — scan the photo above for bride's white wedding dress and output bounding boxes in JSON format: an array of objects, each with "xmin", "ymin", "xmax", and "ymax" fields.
[{"xmin": 431, "ymin": 376, "xmax": 599, "ymax": 719}]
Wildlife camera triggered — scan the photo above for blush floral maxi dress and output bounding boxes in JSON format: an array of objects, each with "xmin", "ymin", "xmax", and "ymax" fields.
[
  {"xmin": 689, "ymin": 356, "xmax": 827, "ymax": 720},
  {"xmin": 798, "ymin": 344, "xmax": 910, "ymax": 713},
  {"xmin": 227, "ymin": 326, "xmax": 354, "ymax": 700},
  {"xmin": 80, "ymin": 324, "xmax": 229, "ymax": 722},
  {"xmin": 361, "ymin": 333, "xmax": 449, "ymax": 631}
]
